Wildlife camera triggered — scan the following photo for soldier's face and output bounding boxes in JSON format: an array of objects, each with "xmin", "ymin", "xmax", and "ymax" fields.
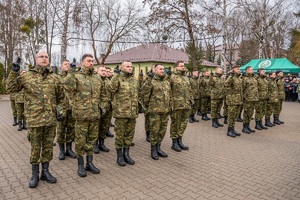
[
  {"xmin": 204, "ymin": 71, "xmax": 210, "ymax": 76},
  {"xmin": 270, "ymin": 73, "xmax": 276, "ymax": 78},
  {"xmin": 192, "ymin": 71, "xmax": 198, "ymax": 77},
  {"xmin": 82, "ymin": 56, "xmax": 94, "ymax": 68},
  {"xmin": 105, "ymin": 69, "xmax": 110, "ymax": 77},
  {"xmin": 246, "ymin": 68, "xmax": 253, "ymax": 74},
  {"xmin": 155, "ymin": 65, "xmax": 165, "ymax": 76},
  {"xmin": 97, "ymin": 67, "xmax": 106, "ymax": 77},
  {"xmin": 259, "ymin": 70, "xmax": 266, "ymax": 75},
  {"xmin": 175, "ymin": 63, "xmax": 185, "ymax": 71},
  {"xmin": 61, "ymin": 61, "xmax": 70, "ymax": 71},
  {"xmin": 278, "ymin": 72, "xmax": 283, "ymax": 77},
  {"xmin": 122, "ymin": 62, "xmax": 133, "ymax": 73},
  {"xmin": 35, "ymin": 52, "xmax": 49, "ymax": 67},
  {"xmin": 216, "ymin": 68, "xmax": 223, "ymax": 75},
  {"xmin": 233, "ymin": 68, "xmax": 240, "ymax": 74}
]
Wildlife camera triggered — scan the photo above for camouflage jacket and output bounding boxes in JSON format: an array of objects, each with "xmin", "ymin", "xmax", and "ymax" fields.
[
  {"xmin": 15, "ymin": 89, "xmax": 24, "ymax": 103},
  {"xmin": 107, "ymin": 71, "xmax": 139, "ymax": 119},
  {"xmin": 242, "ymin": 73, "xmax": 259, "ymax": 102},
  {"xmin": 198, "ymin": 76, "xmax": 211, "ymax": 97},
  {"xmin": 276, "ymin": 77, "xmax": 285, "ymax": 100},
  {"xmin": 141, "ymin": 74, "xmax": 171, "ymax": 113},
  {"xmin": 256, "ymin": 74, "xmax": 268, "ymax": 100},
  {"xmin": 60, "ymin": 70, "xmax": 72, "ymax": 111},
  {"xmin": 63, "ymin": 66, "xmax": 102, "ymax": 121},
  {"xmin": 97, "ymin": 75, "xmax": 112, "ymax": 113},
  {"xmin": 224, "ymin": 73, "xmax": 243, "ymax": 105},
  {"xmin": 268, "ymin": 77, "xmax": 279, "ymax": 103},
  {"xmin": 6, "ymin": 66, "xmax": 65, "ymax": 128},
  {"xmin": 169, "ymin": 71, "xmax": 193, "ymax": 111},
  {"xmin": 210, "ymin": 74, "xmax": 224, "ymax": 99},
  {"xmin": 189, "ymin": 76, "xmax": 199, "ymax": 100}
]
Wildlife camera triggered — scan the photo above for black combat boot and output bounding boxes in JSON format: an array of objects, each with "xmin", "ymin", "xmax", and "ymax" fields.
[
  {"xmin": 94, "ymin": 139, "xmax": 100, "ymax": 154},
  {"xmin": 218, "ymin": 113, "xmax": 224, "ymax": 119},
  {"xmin": 13, "ymin": 117, "xmax": 17, "ymax": 126},
  {"xmin": 40, "ymin": 162, "xmax": 57, "ymax": 183},
  {"xmin": 22, "ymin": 120, "xmax": 27, "ymax": 130},
  {"xmin": 58, "ymin": 143, "xmax": 65, "ymax": 160},
  {"xmin": 273, "ymin": 116, "xmax": 281, "ymax": 125},
  {"xmin": 205, "ymin": 114, "xmax": 211, "ymax": 120},
  {"xmin": 259, "ymin": 120, "xmax": 268, "ymax": 130},
  {"xmin": 242, "ymin": 123, "xmax": 251, "ymax": 134},
  {"xmin": 227, "ymin": 127, "xmax": 236, "ymax": 138},
  {"xmin": 277, "ymin": 117, "xmax": 284, "ymax": 124},
  {"xmin": 208, "ymin": 108, "xmax": 211, "ymax": 114},
  {"xmin": 99, "ymin": 139, "xmax": 109, "ymax": 152},
  {"xmin": 232, "ymin": 127, "xmax": 241, "ymax": 136},
  {"xmin": 189, "ymin": 115, "xmax": 194, "ymax": 123},
  {"xmin": 65, "ymin": 142, "xmax": 76, "ymax": 158},
  {"xmin": 237, "ymin": 114, "xmax": 243, "ymax": 122},
  {"xmin": 106, "ymin": 129, "xmax": 114, "ymax": 137},
  {"xmin": 177, "ymin": 137, "xmax": 189, "ymax": 150},
  {"xmin": 116, "ymin": 149, "xmax": 126, "ymax": 166},
  {"xmin": 17, "ymin": 121, "xmax": 23, "ymax": 131},
  {"xmin": 247, "ymin": 124, "xmax": 255, "ymax": 133},
  {"xmin": 123, "ymin": 148, "xmax": 135, "ymax": 165},
  {"xmin": 146, "ymin": 130, "xmax": 150, "ymax": 142},
  {"xmin": 85, "ymin": 155, "xmax": 100, "ymax": 174},
  {"xmin": 192, "ymin": 115, "xmax": 199, "ymax": 122},
  {"xmin": 29, "ymin": 164, "xmax": 39, "ymax": 188},
  {"xmin": 157, "ymin": 143, "xmax": 168, "ymax": 158},
  {"xmin": 265, "ymin": 118, "xmax": 273, "ymax": 127},
  {"xmin": 197, "ymin": 109, "xmax": 202, "ymax": 116},
  {"xmin": 202, "ymin": 114, "xmax": 209, "ymax": 121},
  {"xmin": 255, "ymin": 120, "xmax": 262, "ymax": 130},
  {"xmin": 224, "ymin": 116, "xmax": 228, "ymax": 124},
  {"xmin": 171, "ymin": 139, "xmax": 181, "ymax": 152},
  {"xmin": 77, "ymin": 156, "xmax": 87, "ymax": 177},
  {"xmin": 212, "ymin": 118, "xmax": 218, "ymax": 128},
  {"xmin": 216, "ymin": 119, "xmax": 224, "ymax": 127},
  {"xmin": 151, "ymin": 145, "xmax": 159, "ymax": 160}
]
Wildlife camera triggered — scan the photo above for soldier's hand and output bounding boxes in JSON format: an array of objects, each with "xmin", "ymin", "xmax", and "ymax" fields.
[
  {"xmin": 57, "ymin": 114, "xmax": 65, "ymax": 121},
  {"xmin": 166, "ymin": 69, "xmax": 172, "ymax": 76},
  {"xmin": 147, "ymin": 71, "xmax": 154, "ymax": 78},
  {"xmin": 139, "ymin": 70, "xmax": 143, "ymax": 77},
  {"xmin": 12, "ymin": 62, "xmax": 20, "ymax": 72}
]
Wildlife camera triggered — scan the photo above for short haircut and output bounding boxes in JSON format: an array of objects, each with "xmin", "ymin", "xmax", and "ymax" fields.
[
  {"xmin": 276, "ymin": 70, "xmax": 282, "ymax": 75},
  {"xmin": 269, "ymin": 72, "xmax": 275, "ymax": 76},
  {"xmin": 154, "ymin": 64, "xmax": 163, "ymax": 68},
  {"xmin": 98, "ymin": 64, "xmax": 105, "ymax": 69},
  {"xmin": 105, "ymin": 67, "xmax": 110, "ymax": 70},
  {"xmin": 216, "ymin": 67, "xmax": 222, "ymax": 71},
  {"xmin": 245, "ymin": 66, "xmax": 252, "ymax": 71},
  {"xmin": 81, "ymin": 54, "xmax": 93, "ymax": 61},
  {"xmin": 174, "ymin": 60, "xmax": 184, "ymax": 67},
  {"xmin": 61, "ymin": 59, "xmax": 70, "ymax": 64}
]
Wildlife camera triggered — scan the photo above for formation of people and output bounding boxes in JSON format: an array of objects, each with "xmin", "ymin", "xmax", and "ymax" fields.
[{"xmin": 5, "ymin": 51, "xmax": 286, "ymax": 189}]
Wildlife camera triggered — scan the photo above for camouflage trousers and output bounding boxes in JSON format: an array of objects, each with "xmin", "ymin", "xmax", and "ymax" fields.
[
  {"xmin": 228, "ymin": 105, "xmax": 241, "ymax": 127},
  {"xmin": 265, "ymin": 102, "xmax": 276, "ymax": 118},
  {"xmin": 115, "ymin": 118, "xmax": 136, "ymax": 149},
  {"xmin": 56, "ymin": 109, "xmax": 75, "ymax": 144},
  {"xmin": 75, "ymin": 120, "xmax": 98, "ymax": 157},
  {"xmin": 223, "ymin": 101, "xmax": 228, "ymax": 117},
  {"xmin": 211, "ymin": 99, "xmax": 223, "ymax": 118},
  {"xmin": 273, "ymin": 99, "xmax": 283, "ymax": 117},
  {"xmin": 170, "ymin": 109, "xmax": 190, "ymax": 139},
  {"xmin": 149, "ymin": 113, "xmax": 169, "ymax": 145},
  {"xmin": 201, "ymin": 97, "xmax": 210, "ymax": 114},
  {"xmin": 243, "ymin": 101, "xmax": 256, "ymax": 124},
  {"xmin": 190, "ymin": 99, "xmax": 199, "ymax": 115},
  {"xmin": 255, "ymin": 99, "xmax": 267, "ymax": 120},
  {"xmin": 16, "ymin": 103, "xmax": 25, "ymax": 122},
  {"xmin": 99, "ymin": 110, "xmax": 112, "ymax": 140},
  {"xmin": 10, "ymin": 100, "xmax": 17, "ymax": 117},
  {"xmin": 145, "ymin": 113, "xmax": 150, "ymax": 132},
  {"xmin": 30, "ymin": 126, "xmax": 55, "ymax": 165},
  {"xmin": 197, "ymin": 98, "xmax": 202, "ymax": 111}
]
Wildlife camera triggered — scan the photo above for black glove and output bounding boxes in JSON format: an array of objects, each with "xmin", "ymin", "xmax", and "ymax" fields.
[
  {"xmin": 147, "ymin": 70, "xmax": 154, "ymax": 78},
  {"xmin": 12, "ymin": 62, "xmax": 20, "ymax": 72},
  {"xmin": 166, "ymin": 67, "xmax": 172, "ymax": 76},
  {"xmin": 70, "ymin": 58, "xmax": 76, "ymax": 69},
  {"xmin": 114, "ymin": 65, "xmax": 121, "ymax": 74},
  {"xmin": 57, "ymin": 114, "xmax": 65, "ymax": 121},
  {"xmin": 139, "ymin": 70, "xmax": 143, "ymax": 77}
]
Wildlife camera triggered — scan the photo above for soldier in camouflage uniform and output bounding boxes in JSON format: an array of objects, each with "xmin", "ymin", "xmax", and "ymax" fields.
[
  {"xmin": 254, "ymin": 69, "xmax": 269, "ymax": 130},
  {"xmin": 15, "ymin": 70, "xmax": 26, "ymax": 131},
  {"xmin": 241, "ymin": 66, "xmax": 259, "ymax": 134},
  {"xmin": 189, "ymin": 70, "xmax": 200, "ymax": 123},
  {"xmin": 265, "ymin": 72, "xmax": 279, "ymax": 127},
  {"xmin": 9, "ymin": 92, "xmax": 18, "ymax": 126},
  {"xmin": 169, "ymin": 61, "xmax": 193, "ymax": 152},
  {"xmin": 224, "ymin": 65, "xmax": 242, "ymax": 138},
  {"xmin": 199, "ymin": 71, "xmax": 211, "ymax": 121},
  {"xmin": 63, "ymin": 54, "xmax": 101, "ymax": 177},
  {"xmin": 274, "ymin": 70, "xmax": 285, "ymax": 125},
  {"xmin": 107, "ymin": 61, "xmax": 138, "ymax": 166},
  {"xmin": 141, "ymin": 64, "xmax": 170, "ymax": 160},
  {"xmin": 210, "ymin": 67, "xmax": 224, "ymax": 128},
  {"xmin": 105, "ymin": 67, "xmax": 115, "ymax": 138},
  {"xmin": 93, "ymin": 65, "xmax": 111, "ymax": 154},
  {"xmin": 6, "ymin": 51, "xmax": 65, "ymax": 188},
  {"xmin": 56, "ymin": 60, "xmax": 76, "ymax": 160}
]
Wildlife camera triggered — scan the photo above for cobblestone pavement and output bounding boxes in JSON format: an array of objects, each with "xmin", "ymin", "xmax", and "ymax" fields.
[{"xmin": 0, "ymin": 94, "xmax": 300, "ymax": 200}]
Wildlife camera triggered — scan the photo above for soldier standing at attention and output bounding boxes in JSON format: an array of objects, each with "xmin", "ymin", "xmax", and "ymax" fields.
[
  {"xmin": 9, "ymin": 91, "xmax": 18, "ymax": 126},
  {"xmin": 188, "ymin": 70, "xmax": 200, "ymax": 123},
  {"xmin": 108, "ymin": 61, "xmax": 138, "ymax": 166},
  {"xmin": 210, "ymin": 67, "xmax": 224, "ymax": 128},
  {"xmin": 224, "ymin": 65, "xmax": 242, "ymax": 138},
  {"xmin": 64, "ymin": 54, "xmax": 101, "ymax": 177},
  {"xmin": 105, "ymin": 67, "xmax": 114, "ymax": 137},
  {"xmin": 141, "ymin": 64, "xmax": 170, "ymax": 160},
  {"xmin": 265, "ymin": 72, "xmax": 279, "ymax": 127},
  {"xmin": 169, "ymin": 60, "xmax": 193, "ymax": 152},
  {"xmin": 56, "ymin": 59, "xmax": 77, "ymax": 160},
  {"xmin": 199, "ymin": 70, "xmax": 211, "ymax": 121},
  {"xmin": 241, "ymin": 66, "xmax": 259, "ymax": 134},
  {"xmin": 6, "ymin": 51, "xmax": 65, "ymax": 188},
  {"xmin": 254, "ymin": 69, "xmax": 269, "ymax": 130},
  {"xmin": 15, "ymin": 70, "xmax": 26, "ymax": 131},
  {"xmin": 274, "ymin": 70, "xmax": 285, "ymax": 125}
]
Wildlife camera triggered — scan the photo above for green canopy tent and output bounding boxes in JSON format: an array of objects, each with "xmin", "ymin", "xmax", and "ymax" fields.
[{"xmin": 240, "ymin": 58, "xmax": 300, "ymax": 73}]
